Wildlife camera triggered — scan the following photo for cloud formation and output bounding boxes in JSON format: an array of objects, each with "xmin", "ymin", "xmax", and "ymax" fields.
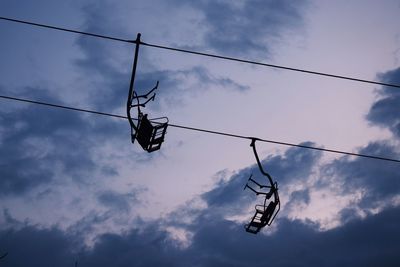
[
  {"xmin": 315, "ymin": 67, "xmax": 400, "ymax": 218},
  {"xmin": 322, "ymin": 141, "xmax": 400, "ymax": 210},
  {"xmin": 0, "ymin": 87, "xmax": 100, "ymax": 195},
  {"xmin": 1, "ymin": 205, "xmax": 399, "ymax": 267},
  {"xmin": 182, "ymin": 0, "xmax": 308, "ymax": 57},
  {"xmin": 367, "ymin": 67, "xmax": 400, "ymax": 137},
  {"xmin": 1, "ymin": 2, "xmax": 399, "ymax": 267}
]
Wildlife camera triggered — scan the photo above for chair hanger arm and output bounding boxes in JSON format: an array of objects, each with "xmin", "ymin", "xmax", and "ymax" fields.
[
  {"xmin": 250, "ymin": 138, "xmax": 275, "ymax": 187},
  {"xmin": 130, "ymin": 93, "xmax": 156, "ymax": 108},
  {"xmin": 135, "ymin": 81, "xmax": 159, "ymax": 99}
]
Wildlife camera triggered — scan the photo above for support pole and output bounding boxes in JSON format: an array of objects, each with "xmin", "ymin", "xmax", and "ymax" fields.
[{"xmin": 127, "ymin": 33, "xmax": 142, "ymax": 132}]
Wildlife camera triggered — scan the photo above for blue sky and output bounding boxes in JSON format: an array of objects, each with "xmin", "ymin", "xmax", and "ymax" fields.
[{"xmin": 1, "ymin": 0, "xmax": 400, "ymax": 266}]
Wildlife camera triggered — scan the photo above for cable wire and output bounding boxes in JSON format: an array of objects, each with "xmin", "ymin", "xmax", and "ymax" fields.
[
  {"xmin": 141, "ymin": 42, "xmax": 400, "ymax": 89},
  {"xmin": 0, "ymin": 16, "xmax": 135, "ymax": 44},
  {"xmin": 1, "ymin": 16, "xmax": 400, "ymax": 89},
  {"xmin": 1, "ymin": 94, "xmax": 399, "ymax": 163}
]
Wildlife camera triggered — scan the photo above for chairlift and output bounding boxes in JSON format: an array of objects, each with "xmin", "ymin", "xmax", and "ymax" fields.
[
  {"xmin": 126, "ymin": 33, "xmax": 168, "ymax": 152},
  {"xmin": 244, "ymin": 138, "xmax": 280, "ymax": 234}
]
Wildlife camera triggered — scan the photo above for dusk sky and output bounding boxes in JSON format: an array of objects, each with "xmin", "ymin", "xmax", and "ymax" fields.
[{"xmin": 1, "ymin": 0, "xmax": 400, "ymax": 266}]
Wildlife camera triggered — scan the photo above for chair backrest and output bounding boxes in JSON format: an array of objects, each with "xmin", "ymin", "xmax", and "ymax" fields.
[
  {"xmin": 261, "ymin": 201, "xmax": 277, "ymax": 225},
  {"xmin": 136, "ymin": 114, "xmax": 153, "ymax": 150}
]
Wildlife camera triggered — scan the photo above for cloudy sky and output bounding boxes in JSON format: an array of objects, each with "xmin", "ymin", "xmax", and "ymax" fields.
[{"xmin": 1, "ymin": 0, "xmax": 400, "ymax": 266}]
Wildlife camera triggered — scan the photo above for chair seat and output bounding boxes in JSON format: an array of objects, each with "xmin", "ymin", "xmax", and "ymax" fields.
[{"xmin": 135, "ymin": 114, "xmax": 168, "ymax": 152}]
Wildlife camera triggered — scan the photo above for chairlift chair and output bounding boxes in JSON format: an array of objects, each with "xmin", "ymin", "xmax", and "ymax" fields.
[
  {"xmin": 244, "ymin": 175, "xmax": 280, "ymax": 233},
  {"xmin": 126, "ymin": 33, "xmax": 168, "ymax": 153},
  {"xmin": 134, "ymin": 113, "xmax": 168, "ymax": 152},
  {"xmin": 243, "ymin": 138, "xmax": 281, "ymax": 234},
  {"xmin": 244, "ymin": 181, "xmax": 280, "ymax": 234}
]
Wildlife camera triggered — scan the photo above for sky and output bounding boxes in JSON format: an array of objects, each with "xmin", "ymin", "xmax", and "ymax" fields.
[{"xmin": 0, "ymin": 0, "xmax": 400, "ymax": 266}]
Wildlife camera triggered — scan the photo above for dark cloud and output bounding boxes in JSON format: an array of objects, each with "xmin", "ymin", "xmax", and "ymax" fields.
[
  {"xmin": 136, "ymin": 66, "xmax": 249, "ymax": 107},
  {"xmin": 73, "ymin": 2, "xmax": 252, "ymax": 114},
  {"xmin": 1, "ymin": 205, "xmax": 399, "ymax": 267},
  {"xmin": 262, "ymin": 141, "xmax": 321, "ymax": 185},
  {"xmin": 185, "ymin": 66, "xmax": 249, "ymax": 92},
  {"xmin": 338, "ymin": 207, "xmax": 363, "ymax": 224},
  {"xmin": 199, "ymin": 168, "xmax": 256, "ymax": 220},
  {"xmin": 183, "ymin": 0, "xmax": 308, "ymax": 57},
  {"xmin": 367, "ymin": 67, "xmax": 400, "ymax": 137},
  {"xmin": 319, "ymin": 68, "xmax": 400, "ymax": 211},
  {"xmin": 74, "ymin": 37, "xmax": 131, "ymax": 110},
  {"xmin": 288, "ymin": 188, "xmax": 310, "ymax": 205},
  {"xmin": 0, "ymin": 220, "xmax": 179, "ymax": 267},
  {"xmin": 100, "ymin": 205, "xmax": 400, "ymax": 267},
  {"xmin": 75, "ymin": 32, "xmax": 249, "ymax": 110},
  {"xmin": 0, "ymin": 226, "xmax": 78, "ymax": 267},
  {"xmin": 82, "ymin": 225, "xmax": 180, "ymax": 267},
  {"xmin": 66, "ymin": 211, "xmax": 115, "ymax": 239},
  {"xmin": 0, "ymin": 86, "xmax": 122, "ymax": 196},
  {"xmin": 71, "ymin": 2, "xmax": 146, "ymax": 111},
  {"xmin": 322, "ymin": 142, "xmax": 400, "ymax": 211},
  {"xmin": 97, "ymin": 190, "xmax": 141, "ymax": 213}
]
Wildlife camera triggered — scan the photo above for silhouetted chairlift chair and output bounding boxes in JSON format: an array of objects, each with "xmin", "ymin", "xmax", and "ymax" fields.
[
  {"xmin": 128, "ymin": 84, "xmax": 169, "ymax": 153},
  {"xmin": 244, "ymin": 177, "xmax": 280, "ymax": 234},
  {"xmin": 134, "ymin": 113, "xmax": 168, "ymax": 152},
  {"xmin": 243, "ymin": 139, "xmax": 281, "ymax": 234},
  {"xmin": 126, "ymin": 33, "xmax": 168, "ymax": 153}
]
